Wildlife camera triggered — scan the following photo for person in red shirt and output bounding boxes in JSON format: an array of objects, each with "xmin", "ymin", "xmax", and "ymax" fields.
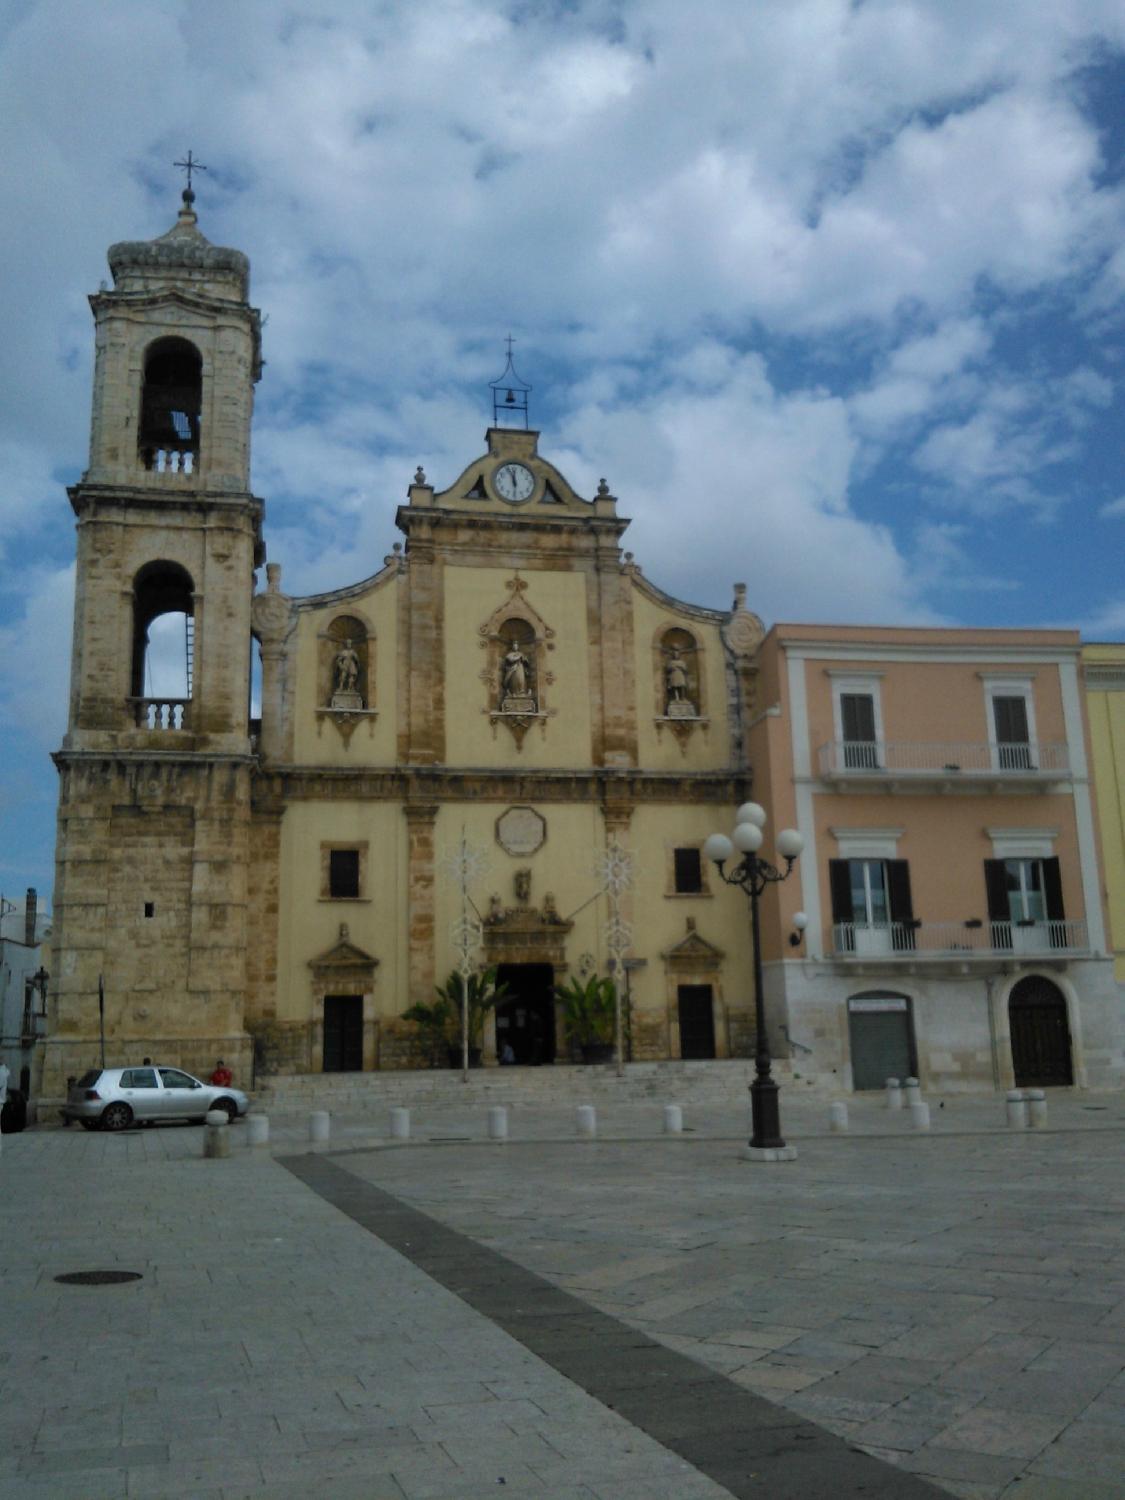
[{"xmin": 209, "ymin": 1059, "xmax": 232, "ymax": 1087}]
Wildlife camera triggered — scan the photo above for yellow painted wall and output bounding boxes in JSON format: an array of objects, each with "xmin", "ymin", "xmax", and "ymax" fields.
[
  {"xmin": 289, "ymin": 574, "xmax": 400, "ymax": 766},
  {"xmin": 631, "ymin": 589, "xmax": 735, "ymax": 771},
  {"xmin": 1085, "ymin": 644, "xmax": 1125, "ymax": 981},
  {"xmin": 275, "ymin": 799, "xmax": 407, "ymax": 1021},
  {"xmin": 442, "ymin": 564, "xmax": 594, "ymax": 769}
]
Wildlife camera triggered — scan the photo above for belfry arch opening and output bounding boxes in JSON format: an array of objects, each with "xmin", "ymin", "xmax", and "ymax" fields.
[
  {"xmin": 131, "ymin": 562, "xmax": 194, "ymax": 727},
  {"xmin": 139, "ymin": 337, "xmax": 202, "ymax": 473}
]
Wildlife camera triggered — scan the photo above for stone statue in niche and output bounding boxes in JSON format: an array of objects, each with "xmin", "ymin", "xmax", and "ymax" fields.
[
  {"xmin": 514, "ymin": 868, "xmax": 531, "ymax": 906},
  {"xmin": 500, "ymin": 644, "xmax": 536, "ymax": 713},
  {"xmin": 543, "ymin": 892, "xmax": 561, "ymax": 924},
  {"xmin": 663, "ymin": 642, "xmax": 697, "ymax": 718},
  {"xmin": 331, "ymin": 640, "xmax": 364, "ymax": 710}
]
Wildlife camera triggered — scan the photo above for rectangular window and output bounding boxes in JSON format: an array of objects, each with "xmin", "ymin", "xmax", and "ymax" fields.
[
  {"xmin": 329, "ymin": 848, "xmax": 360, "ymax": 899},
  {"xmin": 993, "ymin": 696, "xmax": 1032, "ymax": 769},
  {"xmin": 849, "ymin": 859, "xmax": 888, "ymax": 926},
  {"xmin": 841, "ymin": 693, "xmax": 879, "ymax": 768},
  {"xmin": 673, "ymin": 847, "xmax": 704, "ymax": 894},
  {"xmin": 1003, "ymin": 859, "xmax": 1046, "ymax": 924}
]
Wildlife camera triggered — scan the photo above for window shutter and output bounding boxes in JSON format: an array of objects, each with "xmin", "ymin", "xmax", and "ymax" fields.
[
  {"xmin": 842, "ymin": 694, "xmax": 876, "ymax": 741},
  {"xmin": 984, "ymin": 859, "xmax": 1011, "ymax": 949},
  {"xmin": 1042, "ymin": 857, "xmax": 1064, "ymax": 922},
  {"xmin": 886, "ymin": 860, "xmax": 915, "ymax": 950},
  {"xmin": 829, "ymin": 860, "xmax": 853, "ymax": 923},
  {"xmin": 673, "ymin": 848, "xmax": 703, "ymax": 894}
]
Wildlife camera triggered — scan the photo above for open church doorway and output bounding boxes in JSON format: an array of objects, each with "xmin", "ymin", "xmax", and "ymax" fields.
[{"xmin": 495, "ymin": 964, "xmax": 556, "ymax": 1065}]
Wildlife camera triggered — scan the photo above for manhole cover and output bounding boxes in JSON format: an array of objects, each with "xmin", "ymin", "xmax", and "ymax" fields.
[{"xmin": 54, "ymin": 1271, "xmax": 143, "ymax": 1286}]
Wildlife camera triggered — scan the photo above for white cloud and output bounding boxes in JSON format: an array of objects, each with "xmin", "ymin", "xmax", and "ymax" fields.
[
  {"xmin": 1099, "ymin": 496, "xmax": 1125, "ymax": 519},
  {"xmin": 0, "ymin": 563, "xmax": 75, "ymax": 750}
]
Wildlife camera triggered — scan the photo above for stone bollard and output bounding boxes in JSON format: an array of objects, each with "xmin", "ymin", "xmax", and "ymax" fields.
[
  {"xmin": 488, "ymin": 1106, "xmax": 509, "ymax": 1142},
  {"xmin": 903, "ymin": 1078, "xmax": 921, "ymax": 1109},
  {"xmin": 389, "ymin": 1107, "xmax": 411, "ymax": 1142},
  {"xmin": 885, "ymin": 1078, "xmax": 903, "ymax": 1110},
  {"xmin": 204, "ymin": 1109, "xmax": 231, "ymax": 1159},
  {"xmin": 576, "ymin": 1105, "xmax": 597, "ymax": 1139},
  {"xmin": 1006, "ymin": 1090, "xmax": 1029, "ymax": 1129},
  {"xmin": 247, "ymin": 1114, "xmax": 270, "ymax": 1149},
  {"xmin": 663, "ymin": 1104, "xmax": 683, "ymax": 1135},
  {"xmin": 309, "ymin": 1110, "xmax": 331, "ymax": 1144},
  {"xmin": 829, "ymin": 1101, "xmax": 849, "ymax": 1133},
  {"xmin": 909, "ymin": 1101, "xmax": 931, "ymax": 1131},
  {"xmin": 1026, "ymin": 1089, "xmax": 1048, "ymax": 1128}
]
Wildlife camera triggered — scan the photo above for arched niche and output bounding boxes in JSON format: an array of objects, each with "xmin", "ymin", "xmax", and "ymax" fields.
[
  {"xmin": 319, "ymin": 613, "xmax": 373, "ymax": 710},
  {"xmin": 138, "ymin": 337, "xmax": 202, "ymax": 474},
  {"xmin": 130, "ymin": 561, "xmax": 195, "ymax": 728}
]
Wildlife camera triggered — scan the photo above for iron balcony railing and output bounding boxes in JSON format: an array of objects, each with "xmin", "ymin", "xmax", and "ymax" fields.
[
  {"xmin": 818, "ymin": 740, "xmax": 1070, "ymax": 777},
  {"xmin": 831, "ymin": 919, "xmax": 1088, "ymax": 958}
]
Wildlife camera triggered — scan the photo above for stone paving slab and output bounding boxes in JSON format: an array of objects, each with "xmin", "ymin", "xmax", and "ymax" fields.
[
  {"xmin": 324, "ymin": 1099, "xmax": 1125, "ymax": 1500},
  {"xmin": 6, "ymin": 1089, "xmax": 1125, "ymax": 1498},
  {"xmin": 0, "ymin": 1136, "xmax": 748, "ymax": 1500}
]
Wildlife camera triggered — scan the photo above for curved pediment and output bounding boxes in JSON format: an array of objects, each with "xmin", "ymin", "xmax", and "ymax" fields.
[{"xmin": 432, "ymin": 429, "xmax": 595, "ymax": 516}]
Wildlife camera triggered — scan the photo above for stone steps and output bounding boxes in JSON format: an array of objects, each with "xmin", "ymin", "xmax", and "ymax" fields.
[{"xmin": 253, "ymin": 1058, "xmax": 800, "ymax": 1112}]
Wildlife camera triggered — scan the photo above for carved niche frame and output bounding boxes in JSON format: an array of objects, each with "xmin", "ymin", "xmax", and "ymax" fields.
[
  {"xmin": 315, "ymin": 608, "xmax": 379, "ymax": 747},
  {"xmin": 479, "ymin": 574, "xmax": 557, "ymax": 749},
  {"xmin": 653, "ymin": 623, "xmax": 709, "ymax": 753}
]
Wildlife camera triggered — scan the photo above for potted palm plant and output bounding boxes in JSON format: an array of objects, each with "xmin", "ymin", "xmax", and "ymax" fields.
[
  {"xmin": 434, "ymin": 966, "xmax": 510, "ymax": 1068},
  {"xmin": 556, "ymin": 974, "xmax": 617, "ymax": 1064},
  {"xmin": 402, "ymin": 995, "xmax": 454, "ymax": 1069}
]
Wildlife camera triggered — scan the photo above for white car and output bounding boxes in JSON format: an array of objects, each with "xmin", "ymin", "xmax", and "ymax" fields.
[{"xmin": 62, "ymin": 1066, "xmax": 249, "ymax": 1131}]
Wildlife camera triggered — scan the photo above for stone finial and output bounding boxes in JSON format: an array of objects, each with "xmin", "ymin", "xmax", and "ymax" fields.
[
  {"xmin": 733, "ymin": 582, "xmax": 747, "ymax": 609},
  {"xmin": 597, "ymin": 478, "xmax": 610, "ymax": 497},
  {"xmin": 414, "ymin": 465, "xmax": 426, "ymax": 486},
  {"xmin": 266, "ymin": 562, "xmax": 282, "ymax": 592},
  {"xmin": 338, "ymin": 922, "xmax": 349, "ymax": 942}
]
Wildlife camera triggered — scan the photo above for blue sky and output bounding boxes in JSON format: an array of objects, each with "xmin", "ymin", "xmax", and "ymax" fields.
[{"xmin": 1, "ymin": 0, "xmax": 1123, "ymax": 910}]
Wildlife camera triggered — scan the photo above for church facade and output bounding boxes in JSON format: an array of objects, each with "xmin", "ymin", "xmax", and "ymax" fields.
[
  {"xmin": 43, "ymin": 197, "xmax": 1124, "ymax": 1101},
  {"xmin": 43, "ymin": 196, "xmax": 767, "ymax": 1095}
]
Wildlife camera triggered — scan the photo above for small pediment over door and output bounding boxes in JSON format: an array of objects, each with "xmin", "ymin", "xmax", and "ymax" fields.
[
  {"xmin": 661, "ymin": 918, "xmax": 725, "ymax": 973},
  {"xmin": 308, "ymin": 923, "xmax": 379, "ymax": 984}
]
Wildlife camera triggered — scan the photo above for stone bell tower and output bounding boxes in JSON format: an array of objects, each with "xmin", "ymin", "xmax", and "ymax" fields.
[{"xmin": 44, "ymin": 184, "xmax": 265, "ymax": 1096}]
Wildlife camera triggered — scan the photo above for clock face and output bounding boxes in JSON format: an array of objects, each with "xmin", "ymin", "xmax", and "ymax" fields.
[{"xmin": 493, "ymin": 462, "xmax": 536, "ymax": 503}]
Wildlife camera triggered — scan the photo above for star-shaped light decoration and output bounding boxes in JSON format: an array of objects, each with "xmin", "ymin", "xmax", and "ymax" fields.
[{"xmin": 597, "ymin": 839, "xmax": 633, "ymax": 896}]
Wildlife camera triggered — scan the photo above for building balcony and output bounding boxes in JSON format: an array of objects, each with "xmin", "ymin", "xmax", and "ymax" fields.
[
  {"xmin": 817, "ymin": 740, "xmax": 1070, "ymax": 792},
  {"xmin": 128, "ymin": 697, "xmax": 192, "ymax": 731},
  {"xmin": 830, "ymin": 919, "xmax": 1088, "ymax": 968}
]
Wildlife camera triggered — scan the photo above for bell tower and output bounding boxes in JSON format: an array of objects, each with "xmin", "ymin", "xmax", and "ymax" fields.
[{"xmin": 45, "ymin": 183, "xmax": 265, "ymax": 1096}]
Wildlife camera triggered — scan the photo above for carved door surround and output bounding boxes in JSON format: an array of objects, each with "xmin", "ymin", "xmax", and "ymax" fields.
[
  {"xmin": 479, "ymin": 573, "xmax": 557, "ymax": 749},
  {"xmin": 661, "ymin": 917, "xmax": 728, "ymax": 1059},
  {"xmin": 307, "ymin": 923, "xmax": 380, "ymax": 1071}
]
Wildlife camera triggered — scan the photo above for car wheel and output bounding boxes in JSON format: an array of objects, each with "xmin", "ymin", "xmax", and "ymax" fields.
[
  {"xmin": 101, "ymin": 1102, "xmax": 133, "ymax": 1131},
  {"xmin": 212, "ymin": 1098, "xmax": 238, "ymax": 1122},
  {"xmin": 79, "ymin": 1120, "xmax": 100, "ymax": 1131}
]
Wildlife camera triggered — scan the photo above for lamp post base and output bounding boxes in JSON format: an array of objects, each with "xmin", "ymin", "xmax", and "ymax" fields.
[{"xmin": 742, "ymin": 1143, "xmax": 799, "ymax": 1162}]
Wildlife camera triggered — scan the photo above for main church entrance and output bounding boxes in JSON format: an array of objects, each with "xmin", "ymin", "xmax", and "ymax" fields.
[{"xmin": 495, "ymin": 964, "xmax": 556, "ymax": 1065}]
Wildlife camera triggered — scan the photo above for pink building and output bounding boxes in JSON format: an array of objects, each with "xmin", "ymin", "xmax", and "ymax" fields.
[{"xmin": 748, "ymin": 624, "xmax": 1122, "ymax": 1093}]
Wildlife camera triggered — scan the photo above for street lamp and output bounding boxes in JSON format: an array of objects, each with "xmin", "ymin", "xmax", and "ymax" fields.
[{"xmin": 704, "ymin": 802, "xmax": 803, "ymax": 1160}]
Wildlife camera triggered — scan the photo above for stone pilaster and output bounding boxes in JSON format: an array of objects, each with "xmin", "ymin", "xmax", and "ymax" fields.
[{"xmin": 404, "ymin": 803, "xmax": 439, "ymax": 1011}]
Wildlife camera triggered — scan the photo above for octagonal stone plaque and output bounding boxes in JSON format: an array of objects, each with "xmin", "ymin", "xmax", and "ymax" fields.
[{"xmin": 496, "ymin": 805, "xmax": 546, "ymax": 857}]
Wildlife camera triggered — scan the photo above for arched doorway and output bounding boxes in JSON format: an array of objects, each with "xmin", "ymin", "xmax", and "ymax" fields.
[{"xmin": 1009, "ymin": 976, "xmax": 1073, "ymax": 1086}]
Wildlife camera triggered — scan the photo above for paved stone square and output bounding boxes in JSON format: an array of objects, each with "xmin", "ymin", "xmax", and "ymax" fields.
[{"xmin": 2, "ymin": 1089, "xmax": 1124, "ymax": 1497}]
